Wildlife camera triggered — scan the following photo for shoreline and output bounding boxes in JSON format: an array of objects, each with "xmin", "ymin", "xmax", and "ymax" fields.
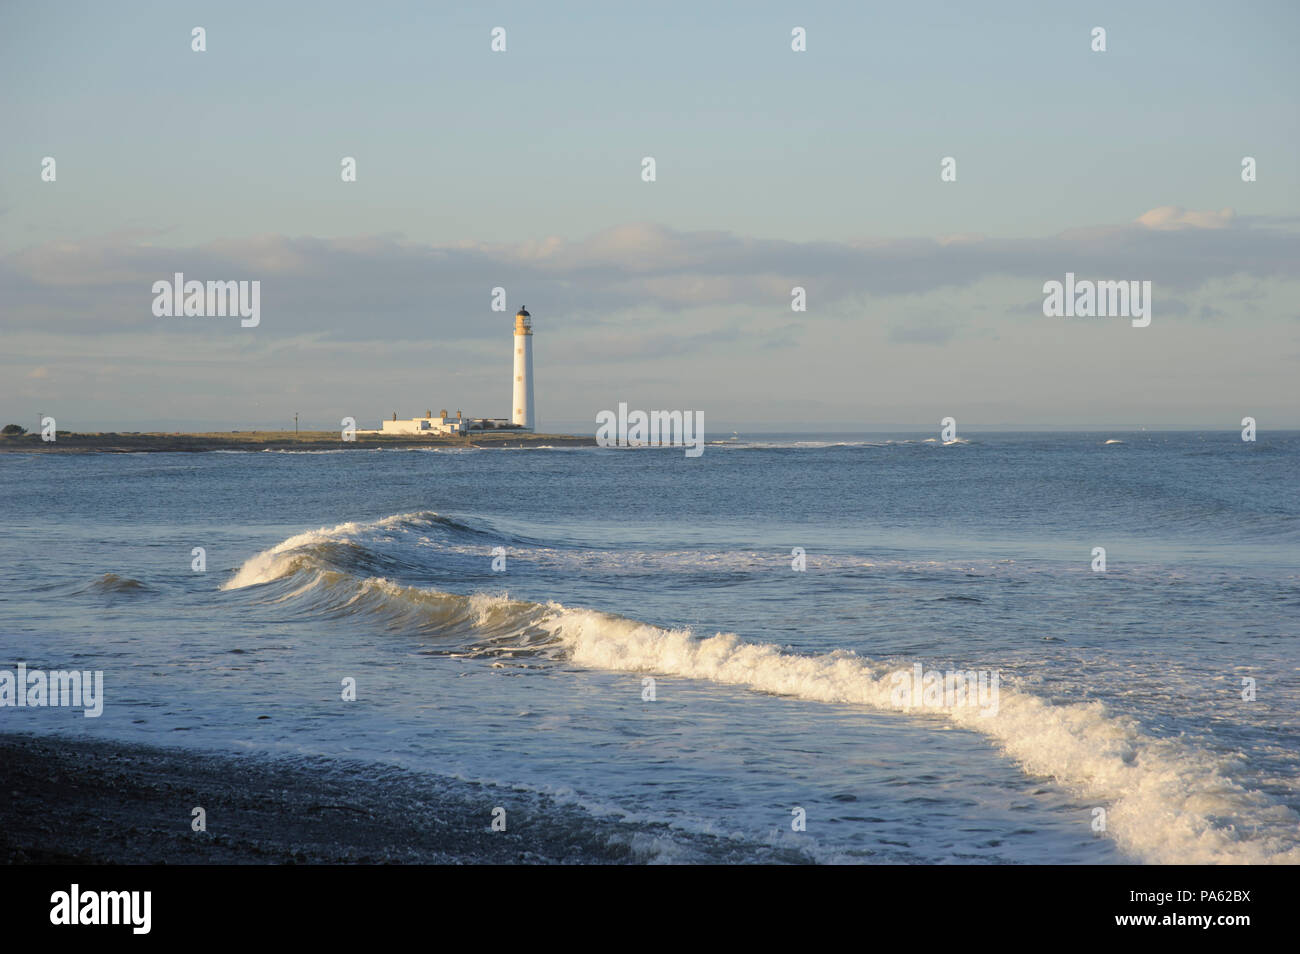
[
  {"xmin": 0, "ymin": 733, "xmax": 682, "ymax": 865},
  {"xmin": 0, "ymin": 431, "xmax": 595, "ymax": 454}
]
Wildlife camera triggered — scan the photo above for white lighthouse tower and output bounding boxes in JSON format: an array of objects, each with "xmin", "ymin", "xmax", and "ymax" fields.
[{"xmin": 512, "ymin": 306, "xmax": 535, "ymax": 430}]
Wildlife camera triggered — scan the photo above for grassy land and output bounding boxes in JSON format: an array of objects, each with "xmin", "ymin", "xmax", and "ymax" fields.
[{"xmin": 0, "ymin": 430, "xmax": 594, "ymax": 453}]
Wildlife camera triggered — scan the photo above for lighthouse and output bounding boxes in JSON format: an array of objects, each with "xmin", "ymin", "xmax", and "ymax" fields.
[{"xmin": 512, "ymin": 306, "xmax": 535, "ymax": 430}]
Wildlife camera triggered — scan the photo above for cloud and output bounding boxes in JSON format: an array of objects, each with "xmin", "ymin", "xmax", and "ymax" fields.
[
  {"xmin": 888, "ymin": 324, "xmax": 958, "ymax": 346},
  {"xmin": 1136, "ymin": 206, "xmax": 1236, "ymax": 230},
  {"xmin": 1, "ymin": 211, "xmax": 1295, "ymax": 342}
]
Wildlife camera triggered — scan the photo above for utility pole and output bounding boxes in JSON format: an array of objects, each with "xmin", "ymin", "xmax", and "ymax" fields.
[{"xmin": 294, "ymin": 412, "xmax": 299, "ymax": 434}]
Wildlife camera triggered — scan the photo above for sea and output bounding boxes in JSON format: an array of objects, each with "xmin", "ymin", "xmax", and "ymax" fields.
[{"xmin": 1, "ymin": 431, "xmax": 1297, "ymax": 864}]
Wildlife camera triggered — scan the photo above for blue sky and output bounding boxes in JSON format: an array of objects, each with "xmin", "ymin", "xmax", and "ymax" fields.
[{"xmin": 2, "ymin": 1, "xmax": 1297, "ymax": 431}]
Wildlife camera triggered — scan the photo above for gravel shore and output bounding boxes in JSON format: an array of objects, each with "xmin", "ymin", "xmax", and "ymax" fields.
[{"xmin": 0, "ymin": 734, "xmax": 656, "ymax": 865}]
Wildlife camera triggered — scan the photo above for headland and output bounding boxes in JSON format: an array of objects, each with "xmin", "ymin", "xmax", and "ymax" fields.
[{"xmin": 0, "ymin": 430, "xmax": 594, "ymax": 454}]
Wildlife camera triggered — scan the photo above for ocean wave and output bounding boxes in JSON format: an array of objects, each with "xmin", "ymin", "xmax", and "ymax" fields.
[
  {"xmin": 223, "ymin": 513, "xmax": 1300, "ymax": 865},
  {"xmin": 223, "ymin": 513, "xmax": 1281, "ymax": 587},
  {"xmin": 708, "ymin": 439, "xmax": 960, "ymax": 450},
  {"xmin": 75, "ymin": 572, "xmax": 154, "ymax": 596},
  {"xmin": 259, "ymin": 448, "xmax": 356, "ymax": 455},
  {"xmin": 221, "ymin": 511, "xmax": 534, "ymax": 591}
]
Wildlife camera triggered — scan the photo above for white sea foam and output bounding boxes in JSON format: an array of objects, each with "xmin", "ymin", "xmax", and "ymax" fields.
[
  {"xmin": 536, "ymin": 605, "xmax": 1300, "ymax": 865},
  {"xmin": 224, "ymin": 514, "xmax": 1300, "ymax": 865}
]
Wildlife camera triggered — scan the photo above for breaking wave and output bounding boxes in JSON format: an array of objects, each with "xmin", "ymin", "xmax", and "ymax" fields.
[{"xmin": 223, "ymin": 512, "xmax": 1300, "ymax": 865}]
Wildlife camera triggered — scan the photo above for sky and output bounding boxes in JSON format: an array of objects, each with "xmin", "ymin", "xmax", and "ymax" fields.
[{"xmin": 1, "ymin": 0, "xmax": 1297, "ymax": 432}]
